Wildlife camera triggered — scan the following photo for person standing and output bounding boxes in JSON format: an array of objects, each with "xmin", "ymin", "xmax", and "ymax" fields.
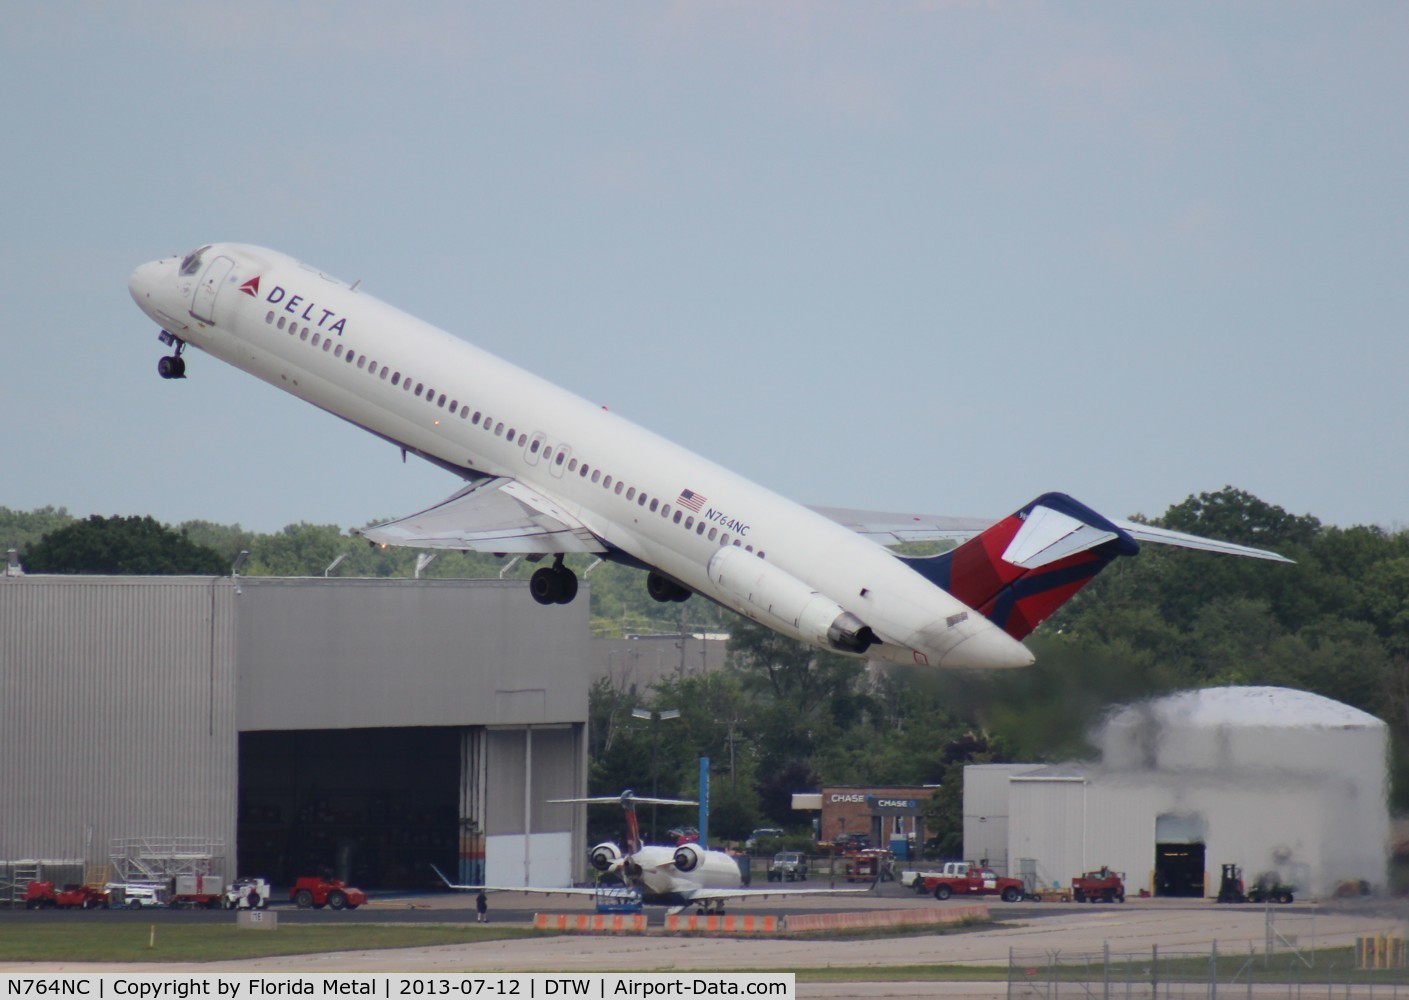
[{"xmin": 475, "ymin": 890, "xmax": 488, "ymax": 923}]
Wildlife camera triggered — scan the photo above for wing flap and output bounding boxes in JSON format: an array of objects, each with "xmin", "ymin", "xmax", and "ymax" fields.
[{"xmin": 356, "ymin": 478, "xmax": 605, "ymax": 554}]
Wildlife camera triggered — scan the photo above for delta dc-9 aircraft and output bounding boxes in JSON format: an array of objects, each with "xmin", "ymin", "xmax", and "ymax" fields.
[{"xmin": 129, "ymin": 244, "xmax": 1288, "ymax": 670}]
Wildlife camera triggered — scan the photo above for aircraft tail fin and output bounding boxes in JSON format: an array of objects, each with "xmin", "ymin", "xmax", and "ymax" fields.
[{"xmin": 900, "ymin": 492, "xmax": 1139, "ymax": 640}]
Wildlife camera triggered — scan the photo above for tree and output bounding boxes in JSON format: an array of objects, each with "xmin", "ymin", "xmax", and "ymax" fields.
[{"xmin": 24, "ymin": 515, "xmax": 228, "ymax": 575}]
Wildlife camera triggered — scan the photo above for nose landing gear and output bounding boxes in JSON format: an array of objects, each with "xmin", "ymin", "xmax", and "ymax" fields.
[
  {"xmin": 157, "ymin": 330, "xmax": 187, "ymax": 380},
  {"xmin": 529, "ymin": 556, "xmax": 579, "ymax": 605}
]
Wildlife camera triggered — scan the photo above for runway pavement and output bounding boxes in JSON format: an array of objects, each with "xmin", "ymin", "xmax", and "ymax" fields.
[{"xmin": 4, "ymin": 894, "xmax": 1407, "ymax": 1000}]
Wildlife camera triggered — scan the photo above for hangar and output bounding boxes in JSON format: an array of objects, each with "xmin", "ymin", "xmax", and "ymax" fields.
[
  {"xmin": 0, "ymin": 574, "xmax": 590, "ymax": 897},
  {"xmin": 965, "ymin": 686, "xmax": 1389, "ymax": 897}
]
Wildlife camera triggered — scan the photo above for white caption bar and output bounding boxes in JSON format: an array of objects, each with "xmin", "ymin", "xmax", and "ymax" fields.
[{"xmin": 0, "ymin": 975, "xmax": 794, "ymax": 1000}]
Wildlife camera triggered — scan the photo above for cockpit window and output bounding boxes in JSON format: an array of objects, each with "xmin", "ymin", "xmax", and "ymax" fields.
[{"xmin": 179, "ymin": 246, "xmax": 211, "ymax": 276}]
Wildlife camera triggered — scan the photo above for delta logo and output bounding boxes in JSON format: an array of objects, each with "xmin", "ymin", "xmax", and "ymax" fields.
[{"xmin": 238, "ymin": 276, "xmax": 261, "ymax": 297}]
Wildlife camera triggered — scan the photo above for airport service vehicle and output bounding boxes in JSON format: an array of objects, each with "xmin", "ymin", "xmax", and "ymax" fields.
[
  {"xmin": 1216, "ymin": 864, "xmax": 1294, "ymax": 904},
  {"xmin": 169, "ymin": 874, "xmax": 225, "ymax": 909},
  {"xmin": 767, "ymin": 852, "xmax": 808, "ymax": 882},
  {"xmin": 1072, "ymin": 867, "xmax": 1126, "ymax": 903},
  {"xmin": 224, "ymin": 877, "xmax": 272, "ymax": 909},
  {"xmin": 129, "ymin": 244, "xmax": 1289, "ymax": 677},
  {"xmin": 23, "ymin": 881, "xmax": 107, "ymax": 909},
  {"xmin": 105, "ymin": 883, "xmax": 169, "ymax": 909},
  {"xmin": 923, "ymin": 867, "xmax": 1025, "ymax": 902},
  {"xmin": 902, "ymin": 860, "xmax": 972, "ymax": 893},
  {"xmin": 844, "ymin": 849, "xmax": 895, "ymax": 883},
  {"xmin": 291, "ymin": 876, "xmax": 367, "ymax": 910}
]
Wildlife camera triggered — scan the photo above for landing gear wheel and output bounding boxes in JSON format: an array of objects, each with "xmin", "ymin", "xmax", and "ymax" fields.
[
  {"xmin": 529, "ymin": 562, "xmax": 579, "ymax": 605},
  {"xmin": 157, "ymin": 355, "xmax": 186, "ymax": 379}
]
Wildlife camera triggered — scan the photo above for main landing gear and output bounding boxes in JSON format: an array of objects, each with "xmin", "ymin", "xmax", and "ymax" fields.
[
  {"xmin": 646, "ymin": 571, "xmax": 691, "ymax": 603},
  {"xmin": 530, "ymin": 556, "xmax": 578, "ymax": 606},
  {"xmin": 156, "ymin": 330, "xmax": 186, "ymax": 380}
]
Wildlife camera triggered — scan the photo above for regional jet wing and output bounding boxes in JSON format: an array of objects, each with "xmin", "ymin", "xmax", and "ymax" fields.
[
  {"xmin": 812, "ymin": 504, "xmax": 1292, "ymax": 563},
  {"xmin": 357, "ymin": 478, "xmax": 606, "ymax": 554}
]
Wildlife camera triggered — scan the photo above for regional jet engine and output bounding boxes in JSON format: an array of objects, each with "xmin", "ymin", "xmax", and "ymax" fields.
[
  {"xmin": 672, "ymin": 842, "xmax": 705, "ymax": 873},
  {"xmin": 707, "ymin": 546, "xmax": 878, "ymax": 654},
  {"xmin": 590, "ymin": 842, "xmax": 623, "ymax": 873}
]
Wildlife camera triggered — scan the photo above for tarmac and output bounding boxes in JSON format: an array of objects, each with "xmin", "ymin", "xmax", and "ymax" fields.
[{"xmin": 5, "ymin": 893, "xmax": 1407, "ymax": 1000}]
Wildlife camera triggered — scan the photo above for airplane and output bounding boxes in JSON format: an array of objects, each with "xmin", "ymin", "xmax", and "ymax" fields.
[
  {"xmin": 128, "ymin": 243, "xmax": 1290, "ymax": 670},
  {"xmin": 430, "ymin": 789, "xmax": 873, "ymax": 914}
]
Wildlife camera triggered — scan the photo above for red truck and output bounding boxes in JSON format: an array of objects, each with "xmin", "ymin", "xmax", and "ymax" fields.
[
  {"xmin": 1072, "ymin": 867, "xmax": 1126, "ymax": 903},
  {"xmin": 922, "ymin": 866, "xmax": 1026, "ymax": 902},
  {"xmin": 23, "ymin": 881, "xmax": 108, "ymax": 910},
  {"xmin": 290, "ymin": 876, "xmax": 367, "ymax": 910}
]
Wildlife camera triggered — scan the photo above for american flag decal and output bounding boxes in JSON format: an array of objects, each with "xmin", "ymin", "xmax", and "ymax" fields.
[{"xmin": 676, "ymin": 489, "xmax": 707, "ymax": 513}]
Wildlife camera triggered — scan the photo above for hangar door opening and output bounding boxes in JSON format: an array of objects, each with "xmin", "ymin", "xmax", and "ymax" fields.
[
  {"xmin": 1155, "ymin": 812, "xmax": 1208, "ymax": 898},
  {"xmin": 238, "ymin": 727, "xmax": 461, "ymax": 889}
]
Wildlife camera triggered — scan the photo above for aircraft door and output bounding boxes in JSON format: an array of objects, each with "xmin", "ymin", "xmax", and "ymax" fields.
[
  {"xmin": 548, "ymin": 444, "xmax": 571, "ymax": 479},
  {"xmin": 190, "ymin": 255, "xmax": 236, "ymax": 324}
]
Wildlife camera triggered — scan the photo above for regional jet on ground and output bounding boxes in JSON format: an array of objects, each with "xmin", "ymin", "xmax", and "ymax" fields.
[
  {"xmin": 431, "ymin": 790, "xmax": 870, "ymax": 914},
  {"xmin": 129, "ymin": 244, "xmax": 1288, "ymax": 669}
]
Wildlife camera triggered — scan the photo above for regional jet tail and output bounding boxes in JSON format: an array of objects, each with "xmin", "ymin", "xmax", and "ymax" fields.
[{"xmin": 129, "ymin": 244, "xmax": 1290, "ymax": 671}]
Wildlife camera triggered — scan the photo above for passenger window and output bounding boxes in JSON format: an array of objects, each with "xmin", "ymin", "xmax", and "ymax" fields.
[
  {"xmin": 569, "ymin": 459, "xmax": 578, "ymax": 472},
  {"xmin": 615, "ymin": 482, "xmax": 624, "ymax": 495},
  {"xmin": 592, "ymin": 471, "xmax": 601, "ymax": 484},
  {"xmin": 732, "ymin": 539, "xmax": 741, "ymax": 546},
  {"xmin": 518, "ymin": 433, "xmax": 527, "ymax": 446},
  {"xmin": 311, "ymin": 333, "xmax": 321, "ymax": 347},
  {"xmin": 673, "ymin": 511, "xmax": 682, "ymax": 524},
  {"xmin": 277, "ymin": 317, "xmax": 286, "ymax": 330},
  {"xmin": 649, "ymin": 499, "xmax": 659, "ymax": 512},
  {"xmin": 638, "ymin": 494, "xmax": 647, "ymax": 507},
  {"xmin": 300, "ymin": 328, "xmax": 308, "ymax": 341},
  {"xmin": 415, "ymin": 384, "xmax": 424, "ymax": 397},
  {"xmin": 322, "ymin": 339, "xmax": 332, "ymax": 352},
  {"xmin": 696, "ymin": 522, "xmax": 705, "ymax": 535},
  {"xmin": 685, "ymin": 517, "xmax": 694, "ymax": 530},
  {"xmin": 708, "ymin": 528, "xmax": 718, "ymax": 541},
  {"xmin": 556, "ymin": 453, "xmax": 565, "ymax": 466},
  {"xmin": 437, "ymin": 394, "xmax": 445, "ymax": 407},
  {"xmin": 266, "ymin": 311, "xmax": 275, "ymax": 324},
  {"xmin": 530, "ymin": 440, "xmax": 541, "ymax": 454},
  {"xmin": 380, "ymin": 368, "xmax": 388, "ymax": 380},
  {"xmin": 495, "ymin": 423, "xmax": 504, "ymax": 436},
  {"xmin": 449, "ymin": 399, "xmax": 457, "ymax": 411},
  {"xmin": 357, "ymin": 356, "xmax": 366, "ymax": 369},
  {"xmin": 334, "ymin": 345, "xmax": 343, "ymax": 358},
  {"xmin": 472, "ymin": 411, "xmax": 481, "ymax": 424},
  {"xmin": 460, "ymin": 406, "xmax": 469, "ymax": 418},
  {"xmin": 543, "ymin": 449, "xmax": 553, "ymax": 463},
  {"xmin": 626, "ymin": 487, "xmax": 636, "ymax": 501},
  {"xmin": 391, "ymin": 373, "xmax": 400, "ymax": 385}
]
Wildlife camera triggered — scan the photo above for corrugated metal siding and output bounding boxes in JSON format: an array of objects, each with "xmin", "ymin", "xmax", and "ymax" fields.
[
  {"xmin": 1009, "ymin": 778, "xmax": 1085, "ymax": 889},
  {"xmin": 236, "ymin": 579, "xmax": 588, "ymax": 730},
  {"xmin": 0, "ymin": 577, "xmax": 237, "ymax": 875}
]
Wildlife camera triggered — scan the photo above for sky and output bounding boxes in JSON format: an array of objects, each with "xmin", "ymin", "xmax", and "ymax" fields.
[{"xmin": 2, "ymin": 2, "xmax": 1405, "ymax": 534}]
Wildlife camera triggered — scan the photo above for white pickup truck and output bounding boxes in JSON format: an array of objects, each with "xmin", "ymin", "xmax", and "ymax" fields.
[{"xmin": 900, "ymin": 860, "xmax": 972, "ymax": 892}]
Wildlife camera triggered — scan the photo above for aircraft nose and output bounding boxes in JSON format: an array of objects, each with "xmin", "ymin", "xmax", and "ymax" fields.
[{"xmin": 128, "ymin": 259, "xmax": 163, "ymax": 307}]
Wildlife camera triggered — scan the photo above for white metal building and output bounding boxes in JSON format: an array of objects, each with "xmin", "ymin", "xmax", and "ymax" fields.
[
  {"xmin": 0, "ymin": 574, "xmax": 590, "ymax": 897},
  {"xmin": 968, "ymin": 686, "xmax": 1389, "ymax": 897}
]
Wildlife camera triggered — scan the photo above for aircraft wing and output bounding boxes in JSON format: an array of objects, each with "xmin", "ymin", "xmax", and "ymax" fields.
[
  {"xmin": 811, "ymin": 504, "xmax": 1292, "ymax": 563},
  {"xmin": 682, "ymin": 884, "xmax": 874, "ymax": 902},
  {"xmin": 430, "ymin": 865, "xmax": 604, "ymax": 897},
  {"xmin": 356, "ymin": 478, "xmax": 606, "ymax": 554}
]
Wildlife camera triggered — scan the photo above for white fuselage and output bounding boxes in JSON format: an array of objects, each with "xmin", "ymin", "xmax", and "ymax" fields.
[
  {"xmin": 128, "ymin": 243, "xmax": 1032, "ymax": 669},
  {"xmin": 631, "ymin": 845, "xmax": 744, "ymax": 901}
]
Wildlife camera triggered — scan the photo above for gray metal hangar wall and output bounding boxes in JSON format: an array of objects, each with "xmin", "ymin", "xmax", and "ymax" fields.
[{"xmin": 0, "ymin": 574, "xmax": 590, "ymax": 896}]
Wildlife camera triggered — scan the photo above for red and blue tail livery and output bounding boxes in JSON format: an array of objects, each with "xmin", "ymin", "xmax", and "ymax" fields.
[{"xmin": 901, "ymin": 493, "xmax": 1141, "ymax": 641}]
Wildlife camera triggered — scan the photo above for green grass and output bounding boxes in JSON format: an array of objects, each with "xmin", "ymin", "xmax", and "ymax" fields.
[{"xmin": 0, "ymin": 923, "xmax": 535, "ymax": 963}]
